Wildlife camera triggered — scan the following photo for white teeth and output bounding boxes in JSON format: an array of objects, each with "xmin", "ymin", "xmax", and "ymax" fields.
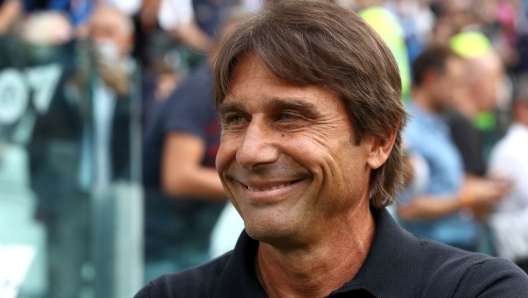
[{"xmin": 247, "ymin": 182, "xmax": 292, "ymax": 192}]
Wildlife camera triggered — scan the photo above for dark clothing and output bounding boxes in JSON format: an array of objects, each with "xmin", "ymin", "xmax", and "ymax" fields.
[
  {"xmin": 447, "ymin": 109, "xmax": 487, "ymax": 177},
  {"xmin": 135, "ymin": 207, "xmax": 528, "ymax": 298},
  {"xmin": 142, "ymin": 63, "xmax": 219, "ymax": 188},
  {"xmin": 142, "ymin": 63, "xmax": 224, "ymax": 261}
]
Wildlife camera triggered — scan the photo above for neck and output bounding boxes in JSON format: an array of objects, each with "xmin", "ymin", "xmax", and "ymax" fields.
[
  {"xmin": 412, "ymin": 88, "xmax": 437, "ymax": 113},
  {"xmin": 255, "ymin": 202, "xmax": 375, "ymax": 298}
]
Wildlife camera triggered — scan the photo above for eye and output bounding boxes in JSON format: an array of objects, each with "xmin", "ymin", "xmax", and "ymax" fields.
[
  {"xmin": 221, "ymin": 113, "xmax": 248, "ymax": 128},
  {"xmin": 228, "ymin": 114, "xmax": 245, "ymax": 123},
  {"xmin": 278, "ymin": 113, "xmax": 297, "ymax": 121}
]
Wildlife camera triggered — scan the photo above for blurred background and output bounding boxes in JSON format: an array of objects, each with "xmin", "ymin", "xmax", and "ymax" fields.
[{"xmin": 0, "ymin": 0, "xmax": 527, "ymax": 297}]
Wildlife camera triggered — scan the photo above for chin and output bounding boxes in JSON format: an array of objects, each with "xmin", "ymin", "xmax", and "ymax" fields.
[{"xmin": 244, "ymin": 219, "xmax": 294, "ymax": 245}]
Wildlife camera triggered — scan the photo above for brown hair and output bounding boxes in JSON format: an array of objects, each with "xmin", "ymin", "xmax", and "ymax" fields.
[
  {"xmin": 412, "ymin": 44, "xmax": 461, "ymax": 87},
  {"xmin": 214, "ymin": 0, "xmax": 408, "ymax": 208}
]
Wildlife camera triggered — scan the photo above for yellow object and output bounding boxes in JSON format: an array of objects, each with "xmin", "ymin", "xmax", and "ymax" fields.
[
  {"xmin": 360, "ymin": 7, "xmax": 411, "ymax": 101},
  {"xmin": 450, "ymin": 31, "xmax": 493, "ymax": 58}
]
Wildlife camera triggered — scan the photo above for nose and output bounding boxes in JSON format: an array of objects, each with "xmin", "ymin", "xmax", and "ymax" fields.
[{"xmin": 236, "ymin": 119, "xmax": 280, "ymax": 169}]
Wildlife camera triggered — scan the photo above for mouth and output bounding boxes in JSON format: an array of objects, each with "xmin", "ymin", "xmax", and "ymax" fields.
[
  {"xmin": 246, "ymin": 181, "xmax": 296, "ymax": 192},
  {"xmin": 246, "ymin": 182, "xmax": 293, "ymax": 192}
]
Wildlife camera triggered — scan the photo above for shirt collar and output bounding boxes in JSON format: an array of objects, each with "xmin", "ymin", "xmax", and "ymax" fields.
[
  {"xmin": 328, "ymin": 208, "xmax": 422, "ymax": 297},
  {"xmin": 216, "ymin": 208, "xmax": 422, "ymax": 298}
]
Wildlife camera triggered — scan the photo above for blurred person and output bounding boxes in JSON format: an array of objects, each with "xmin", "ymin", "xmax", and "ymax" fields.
[
  {"xmin": 106, "ymin": 0, "xmax": 213, "ymax": 62},
  {"xmin": 81, "ymin": 3, "xmax": 136, "ymax": 188},
  {"xmin": 136, "ymin": 2, "xmax": 528, "ymax": 297},
  {"xmin": 397, "ymin": 45, "xmax": 505, "ymax": 251},
  {"xmin": 448, "ymin": 34, "xmax": 503, "ymax": 170},
  {"xmin": 488, "ymin": 72, "xmax": 528, "ymax": 273},
  {"xmin": 141, "ymin": 9, "xmax": 249, "ymax": 284},
  {"xmin": 79, "ymin": 4, "xmax": 140, "ymax": 295},
  {"xmin": 447, "ymin": 38, "xmax": 507, "ymax": 176},
  {"xmin": 16, "ymin": 8, "xmax": 86, "ymax": 298},
  {"xmin": 447, "ymin": 35, "xmax": 513, "ymax": 255}
]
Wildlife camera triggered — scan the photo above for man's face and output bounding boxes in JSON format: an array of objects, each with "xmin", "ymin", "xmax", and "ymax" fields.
[
  {"xmin": 470, "ymin": 56, "xmax": 504, "ymax": 112},
  {"xmin": 430, "ymin": 57, "xmax": 466, "ymax": 112},
  {"xmin": 216, "ymin": 53, "xmax": 373, "ymax": 247},
  {"xmin": 89, "ymin": 8, "xmax": 132, "ymax": 58}
]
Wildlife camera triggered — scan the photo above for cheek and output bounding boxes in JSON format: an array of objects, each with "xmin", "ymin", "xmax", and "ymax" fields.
[{"xmin": 216, "ymin": 138, "xmax": 236, "ymax": 174}]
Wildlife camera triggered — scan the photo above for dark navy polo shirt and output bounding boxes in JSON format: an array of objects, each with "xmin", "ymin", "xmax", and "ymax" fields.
[{"xmin": 135, "ymin": 208, "xmax": 528, "ymax": 298}]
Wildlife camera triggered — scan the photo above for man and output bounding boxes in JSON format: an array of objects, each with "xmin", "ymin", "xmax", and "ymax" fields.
[
  {"xmin": 446, "ymin": 37, "xmax": 512, "ymax": 223},
  {"xmin": 136, "ymin": 1, "xmax": 528, "ymax": 297},
  {"xmin": 488, "ymin": 73, "xmax": 528, "ymax": 273},
  {"xmin": 396, "ymin": 45, "xmax": 508, "ymax": 252},
  {"xmin": 82, "ymin": 3, "xmax": 137, "ymax": 187},
  {"xmin": 448, "ymin": 32, "xmax": 506, "ymax": 178}
]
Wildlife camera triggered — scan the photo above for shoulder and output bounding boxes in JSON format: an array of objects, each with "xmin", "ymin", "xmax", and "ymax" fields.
[
  {"xmin": 134, "ymin": 252, "xmax": 232, "ymax": 298},
  {"xmin": 416, "ymin": 236, "xmax": 528, "ymax": 297}
]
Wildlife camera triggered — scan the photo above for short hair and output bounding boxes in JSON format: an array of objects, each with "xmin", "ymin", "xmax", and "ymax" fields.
[
  {"xmin": 412, "ymin": 44, "xmax": 460, "ymax": 86},
  {"xmin": 213, "ymin": 0, "xmax": 408, "ymax": 208}
]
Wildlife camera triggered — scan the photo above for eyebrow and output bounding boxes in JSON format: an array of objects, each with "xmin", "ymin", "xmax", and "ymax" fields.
[{"xmin": 218, "ymin": 97, "xmax": 320, "ymax": 118}]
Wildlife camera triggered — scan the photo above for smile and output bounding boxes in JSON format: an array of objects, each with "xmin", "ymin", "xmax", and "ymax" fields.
[{"xmin": 246, "ymin": 182, "xmax": 293, "ymax": 192}]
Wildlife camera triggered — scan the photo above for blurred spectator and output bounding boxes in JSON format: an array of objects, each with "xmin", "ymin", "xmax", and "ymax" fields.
[
  {"xmin": 396, "ymin": 45, "xmax": 502, "ymax": 251},
  {"xmin": 16, "ymin": 9, "xmax": 87, "ymax": 298},
  {"xmin": 78, "ymin": 3, "xmax": 135, "ymax": 188},
  {"xmin": 448, "ymin": 34, "xmax": 506, "ymax": 178},
  {"xmin": 488, "ymin": 72, "xmax": 528, "ymax": 273},
  {"xmin": 106, "ymin": 0, "xmax": 213, "ymax": 70},
  {"xmin": 447, "ymin": 34, "xmax": 513, "ymax": 255},
  {"xmin": 141, "ymin": 9, "xmax": 248, "ymax": 284}
]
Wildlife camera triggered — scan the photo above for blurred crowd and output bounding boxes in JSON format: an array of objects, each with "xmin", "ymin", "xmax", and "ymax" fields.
[{"xmin": 1, "ymin": 0, "xmax": 528, "ymax": 296}]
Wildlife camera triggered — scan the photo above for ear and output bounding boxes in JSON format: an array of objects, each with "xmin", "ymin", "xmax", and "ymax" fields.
[{"xmin": 364, "ymin": 131, "xmax": 398, "ymax": 170}]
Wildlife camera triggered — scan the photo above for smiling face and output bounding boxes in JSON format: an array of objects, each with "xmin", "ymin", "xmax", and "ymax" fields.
[{"xmin": 216, "ymin": 53, "xmax": 375, "ymax": 247}]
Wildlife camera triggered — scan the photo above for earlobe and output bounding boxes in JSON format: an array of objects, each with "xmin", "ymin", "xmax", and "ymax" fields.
[{"xmin": 366, "ymin": 132, "xmax": 397, "ymax": 170}]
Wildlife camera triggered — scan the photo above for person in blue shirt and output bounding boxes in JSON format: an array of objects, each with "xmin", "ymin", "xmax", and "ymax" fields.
[{"xmin": 397, "ymin": 44, "xmax": 507, "ymax": 251}]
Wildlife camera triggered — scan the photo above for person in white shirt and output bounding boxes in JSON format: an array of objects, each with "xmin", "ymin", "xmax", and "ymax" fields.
[{"xmin": 488, "ymin": 72, "xmax": 528, "ymax": 273}]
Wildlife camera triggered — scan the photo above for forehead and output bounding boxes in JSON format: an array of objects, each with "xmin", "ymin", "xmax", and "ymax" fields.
[
  {"xmin": 224, "ymin": 53, "xmax": 345, "ymax": 111},
  {"xmin": 90, "ymin": 9, "xmax": 126, "ymax": 32}
]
